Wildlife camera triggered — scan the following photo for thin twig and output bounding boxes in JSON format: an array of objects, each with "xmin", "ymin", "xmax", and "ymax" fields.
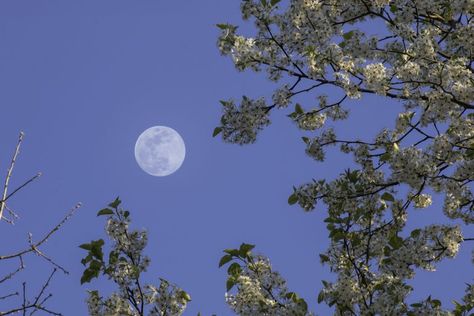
[
  {"xmin": 22, "ymin": 282, "xmax": 26, "ymax": 316},
  {"xmin": 0, "ymin": 203, "xmax": 82, "ymax": 261},
  {"xmin": 0, "ymin": 256, "xmax": 24, "ymax": 283},
  {"xmin": 0, "ymin": 292, "xmax": 18, "ymax": 300},
  {"xmin": 29, "ymin": 239, "xmax": 68, "ymax": 274},
  {"xmin": 4, "ymin": 173, "xmax": 42, "ymax": 205},
  {"xmin": 0, "ymin": 132, "xmax": 24, "ymax": 220},
  {"xmin": 0, "ymin": 270, "xmax": 62, "ymax": 316}
]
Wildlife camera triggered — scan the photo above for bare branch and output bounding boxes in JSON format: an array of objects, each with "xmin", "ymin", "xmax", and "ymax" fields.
[
  {"xmin": 0, "ymin": 270, "xmax": 62, "ymax": 316},
  {"xmin": 0, "ymin": 132, "xmax": 24, "ymax": 221},
  {"xmin": 0, "ymin": 203, "xmax": 82, "ymax": 262},
  {"xmin": 0, "ymin": 256, "xmax": 24, "ymax": 284}
]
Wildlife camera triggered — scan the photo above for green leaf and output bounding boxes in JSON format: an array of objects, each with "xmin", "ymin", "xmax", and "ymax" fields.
[
  {"xmin": 239, "ymin": 243, "xmax": 255, "ymax": 257},
  {"xmin": 352, "ymin": 235, "xmax": 361, "ymax": 247},
  {"xmin": 109, "ymin": 251, "xmax": 119, "ymax": 265},
  {"xmin": 213, "ymin": 127, "xmax": 223, "ymax": 137},
  {"xmin": 81, "ymin": 254, "xmax": 92, "ymax": 266},
  {"xmin": 216, "ymin": 24, "xmax": 229, "ymax": 30},
  {"xmin": 342, "ymin": 31, "xmax": 354, "ymax": 40},
  {"xmin": 97, "ymin": 208, "xmax": 114, "ymax": 216},
  {"xmin": 223, "ymin": 248, "xmax": 240, "ymax": 256},
  {"xmin": 301, "ymin": 137, "xmax": 310, "ymax": 144},
  {"xmin": 180, "ymin": 291, "xmax": 192, "ymax": 302},
  {"xmin": 380, "ymin": 152, "xmax": 391, "ymax": 162},
  {"xmin": 295, "ymin": 103, "xmax": 304, "ymax": 114},
  {"xmin": 390, "ymin": 4, "xmax": 398, "ymax": 13},
  {"xmin": 227, "ymin": 262, "xmax": 241, "ymax": 276},
  {"xmin": 91, "ymin": 249, "xmax": 103, "ymax": 261},
  {"xmin": 90, "ymin": 239, "xmax": 104, "ymax": 261},
  {"xmin": 123, "ymin": 210, "xmax": 130, "ymax": 218},
  {"xmin": 108, "ymin": 197, "xmax": 121, "ymax": 209},
  {"xmin": 333, "ymin": 231, "xmax": 345, "ymax": 241},
  {"xmin": 79, "ymin": 243, "xmax": 92, "ymax": 251},
  {"xmin": 298, "ymin": 299, "xmax": 308, "ymax": 312},
  {"xmin": 319, "ymin": 254, "xmax": 330, "ymax": 263},
  {"xmin": 287, "ymin": 112, "xmax": 298, "ymax": 119},
  {"xmin": 347, "ymin": 170, "xmax": 359, "ymax": 183},
  {"xmin": 270, "ymin": 0, "xmax": 281, "ymax": 6},
  {"xmin": 80, "ymin": 270, "xmax": 92, "ymax": 284},
  {"xmin": 410, "ymin": 229, "xmax": 421, "ymax": 238},
  {"xmin": 389, "ymin": 234, "xmax": 403, "ymax": 249},
  {"xmin": 260, "ymin": 0, "xmax": 267, "ymax": 6},
  {"xmin": 381, "ymin": 258, "xmax": 391, "ymax": 265},
  {"xmin": 431, "ymin": 299, "xmax": 441, "ymax": 307},
  {"xmin": 381, "ymin": 192, "xmax": 395, "ymax": 202},
  {"xmin": 288, "ymin": 193, "xmax": 298, "ymax": 205},
  {"xmin": 317, "ymin": 290, "xmax": 325, "ymax": 303},
  {"xmin": 323, "ymin": 217, "xmax": 335, "ymax": 223},
  {"xmin": 329, "ymin": 229, "xmax": 345, "ymax": 241},
  {"xmin": 80, "ymin": 267, "xmax": 100, "ymax": 285},
  {"xmin": 219, "ymin": 100, "xmax": 228, "ymax": 106},
  {"xmin": 219, "ymin": 254, "xmax": 233, "ymax": 267},
  {"xmin": 89, "ymin": 259, "xmax": 103, "ymax": 271},
  {"xmin": 466, "ymin": 148, "xmax": 474, "ymax": 159},
  {"xmin": 226, "ymin": 277, "xmax": 236, "ymax": 291},
  {"xmin": 373, "ymin": 283, "xmax": 384, "ymax": 291},
  {"xmin": 286, "ymin": 292, "xmax": 299, "ymax": 302}
]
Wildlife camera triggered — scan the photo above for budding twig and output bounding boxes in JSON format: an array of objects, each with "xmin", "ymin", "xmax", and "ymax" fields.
[
  {"xmin": 0, "ymin": 132, "xmax": 24, "ymax": 221},
  {"xmin": 0, "ymin": 203, "xmax": 82, "ymax": 262}
]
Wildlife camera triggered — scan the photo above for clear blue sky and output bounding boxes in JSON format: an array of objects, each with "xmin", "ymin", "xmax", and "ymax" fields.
[{"xmin": 0, "ymin": 1, "xmax": 472, "ymax": 315}]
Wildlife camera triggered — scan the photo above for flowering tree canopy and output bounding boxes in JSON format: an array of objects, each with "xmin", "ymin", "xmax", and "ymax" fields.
[
  {"xmin": 80, "ymin": 198, "xmax": 190, "ymax": 316},
  {"xmin": 215, "ymin": 0, "xmax": 474, "ymax": 314}
]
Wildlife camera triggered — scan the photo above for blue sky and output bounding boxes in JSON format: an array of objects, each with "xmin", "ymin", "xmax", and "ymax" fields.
[{"xmin": 0, "ymin": 1, "xmax": 472, "ymax": 315}]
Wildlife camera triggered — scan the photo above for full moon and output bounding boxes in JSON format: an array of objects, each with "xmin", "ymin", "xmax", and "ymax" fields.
[{"xmin": 134, "ymin": 126, "xmax": 186, "ymax": 176}]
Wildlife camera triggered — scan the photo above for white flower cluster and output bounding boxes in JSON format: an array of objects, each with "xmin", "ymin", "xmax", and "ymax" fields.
[
  {"xmin": 297, "ymin": 112, "xmax": 326, "ymax": 130},
  {"xmin": 390, "ymin": 146, "xmax": 437, "ymax": 188},
  {"xmin": 413, "ymin": 193, "xmax": 432, "ymax": 209},
  {"xmin": 305, "ymin": 128, "xmax": 336, "ymax": 161},
  {"xmin": 383, "ymin": 225, "xmax": 463, "ymax": 276},
  {"xmin": 225, "ymin": 255, "xmax": 312, "ymax": 316},
  {"xmin": 84, "ymin": 201, "xmax": 190, "ymax": 316},
  {"xmin": 219, "ymin": 97, "xmax": 270, "ymax": 144},
  {"xmin": 231, "ymin": 36, "xmax": 261, "ymax": 71},
  {"xmin": 145, "ymin": 280, "xmax": 190, "ymax": 316},
  {"xmin": 88, "ymin": 292, "xmax": 135, "ymax": 316},
  {"xmin": 363, "ymin": 63, "xmax": 389, "ymax": 95},
  {"xmin": 272, "ymin": 85, "xmax": 292, "ymax": 108}
]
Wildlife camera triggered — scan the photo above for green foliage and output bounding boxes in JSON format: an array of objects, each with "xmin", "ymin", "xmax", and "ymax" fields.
[
  {"xmin": 212, "ymin": 127, "xmax": 223, "ymax": 137},
  {"xmin": 108, "ymin": 197, "xmax": 121, "ymax": 209},
  {"xmin": 79, "ymin": 239, "xmax": 105, "ymax": 284},
  {"xmin": 381, "ymin": 192, "xmax": 395, "ymax": 202},
  {"xmin": 288, "ymin": 193, "xmax": 298, "ymax": 205},
  {"xmin": 97, "ymin": 208, "xmax": 114, "ymax": 216}
]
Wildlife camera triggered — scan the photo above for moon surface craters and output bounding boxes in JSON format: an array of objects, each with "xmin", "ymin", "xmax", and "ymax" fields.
[{"xmin": 134, "ymin": 126, "xmax": 186, "ymax": 176}]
